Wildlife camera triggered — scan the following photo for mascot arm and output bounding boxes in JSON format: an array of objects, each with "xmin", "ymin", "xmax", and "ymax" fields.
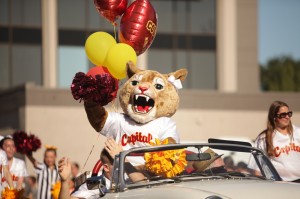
[{"xmin": 84, "ymin": 102, "xmax": 108, "ymax": 132}]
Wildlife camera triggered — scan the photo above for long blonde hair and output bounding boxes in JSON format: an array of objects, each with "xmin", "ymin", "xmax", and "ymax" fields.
[{"xmin": 261, "ymin": 101, "xmax": 293, "ymax": 156}]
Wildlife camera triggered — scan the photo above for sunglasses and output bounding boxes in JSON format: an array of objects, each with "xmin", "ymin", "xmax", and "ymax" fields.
[{"xmin": 275, "ymin": 111, "xmax": 293, "ymax": 119}]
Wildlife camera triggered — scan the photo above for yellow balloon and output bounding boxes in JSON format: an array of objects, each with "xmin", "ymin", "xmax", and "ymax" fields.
[
  {"xmin": 105, "ymin": 43, "xmax": 137, "ymax": 79},
  {"xmin": 85, "ymin": 32, "xmax": 116, "ymax": 66}
]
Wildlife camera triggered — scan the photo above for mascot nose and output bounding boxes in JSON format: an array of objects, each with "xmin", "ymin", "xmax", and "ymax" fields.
[{"xmin": 139, "ymin": 86, "xmax": 148, "ymax": 93}]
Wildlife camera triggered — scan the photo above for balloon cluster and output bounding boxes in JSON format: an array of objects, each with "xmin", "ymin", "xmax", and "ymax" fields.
[
  {"xmin": 85, "ymin": 0, "xmax": 158, "ymax": 80},
  {"xmin": 71, "ymin": 0, "xmax": 158, "ymax": 105},
  {"xmin": 12, "ymin": 130, "xmax": 42, "ymax": 155}
]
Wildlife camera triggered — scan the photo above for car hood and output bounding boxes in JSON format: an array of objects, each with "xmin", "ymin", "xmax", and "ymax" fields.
[{"xmin": 110, "ymin": 179, "xmax": 300, "ymax": 199}]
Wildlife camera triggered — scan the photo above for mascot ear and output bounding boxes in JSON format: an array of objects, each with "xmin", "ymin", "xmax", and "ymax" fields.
[
  {"xmin": 167, "ymin": 68, "xmax": 188, "ymax": 81},
  {"xmin": 126, "ymin": 61, "xmax": 142, "ymax": 78}
]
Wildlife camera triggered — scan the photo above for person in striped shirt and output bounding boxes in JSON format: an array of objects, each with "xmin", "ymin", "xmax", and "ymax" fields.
[{"xmin": 27, "ymin": 146, "xmax": 60, "ymax": 199}]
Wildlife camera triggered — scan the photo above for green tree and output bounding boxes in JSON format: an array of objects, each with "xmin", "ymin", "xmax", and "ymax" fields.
[{"xmin": 260, "ymin": 56, "xmax": 300, "ymax": 91}]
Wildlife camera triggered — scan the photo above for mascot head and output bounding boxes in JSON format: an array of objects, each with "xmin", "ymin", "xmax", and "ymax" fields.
[{"xmin": 119, "ymin": 61, "xmax": 188, "ymax": 124}]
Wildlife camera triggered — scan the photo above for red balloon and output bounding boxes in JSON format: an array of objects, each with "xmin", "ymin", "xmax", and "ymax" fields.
[
  {"xmin": 87, "ymin": 66, "xmax": 109, "ymax": 78},
  {"xmin": 94, "ymin": 0, "xmax": 128, "ymax": 24},
  {"xmin": 119, "ymin": 0, "xmax": 157, "ymax": 55},
  {"xmin": 87, "ymin": 66, "xmax": 119, "ymax": 89}
]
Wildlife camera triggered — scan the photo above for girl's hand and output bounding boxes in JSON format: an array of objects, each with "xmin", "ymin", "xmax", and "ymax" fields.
[{"xmin": 58, "ymin": 157, "xmax": 71, "ymax": 182}]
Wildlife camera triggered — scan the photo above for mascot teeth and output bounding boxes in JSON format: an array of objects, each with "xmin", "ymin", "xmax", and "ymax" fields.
[{"xmin": 133, "ymin": 94, "xmax": 154, "ymax": 114}]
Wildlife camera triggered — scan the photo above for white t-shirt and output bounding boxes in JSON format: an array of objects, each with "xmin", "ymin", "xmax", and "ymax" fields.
[
  {"xmin": 2, "ymin": 157, "xmax": 28, "ymax": 188},
  {"xmin": 100, "ymin": 112, "xmax": 179, "ymax": 165},
  {"xmin": 253, "ymin": 125, "xmax": 300, "ymax": 181},
  {"xmin": 10, "ymin": 157, "xmax": 28, "ymax": 178}
]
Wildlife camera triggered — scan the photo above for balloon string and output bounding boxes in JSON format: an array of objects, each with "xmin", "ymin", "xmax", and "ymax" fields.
[
  {"xmin": 81, "ymin": 133, "xmax": 100, "ymax": 173},
  {"xmin": 113, "ymin": 23, "xmax": 117, "ymax": 41}
]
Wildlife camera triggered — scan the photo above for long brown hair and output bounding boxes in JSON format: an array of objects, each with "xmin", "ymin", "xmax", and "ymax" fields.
[{"xmin": 261, "ymin": 101, "xmax": 293, "ymax": 156}]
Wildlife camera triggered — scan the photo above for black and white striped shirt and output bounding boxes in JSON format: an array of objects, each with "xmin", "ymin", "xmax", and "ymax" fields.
[{"xmin": 35, "ymin": 163, "xmax": 59, "ymax": 199}]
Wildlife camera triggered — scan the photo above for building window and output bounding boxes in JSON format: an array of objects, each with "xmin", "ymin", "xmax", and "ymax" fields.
[
  {"xmin": 190, "ymin": 51, "xmax": 216, "ymax": 89},
  {"xmin": 149, "ymin": 0, "xmax": 217, "ymax": 89},
  {"xmin": 0, "ymin": 0, "xmax": 42, "ymax": 89},
  {"xmin": 58, "ymin": 0, "xmax": 114, "ymax": 31},
  {"xmin": 190, "ymin": 0, "xmax": 216, "ymax": 34},
  {"xmin": 58, "ymin": 0, "xmax": 86, "ymax": 29},
  {"xmin": 148, "ymin": 50, "xmax": 173, "ymax": 74},
  {"xmin": 0, "ymin": 0, "xmax": 9, "ymax": 25},
  {"xmin": 11, "ymin": 0, "xmax": 41, "ymax": 27},
  {"xmin": 12, "ymin": 45, "xmax": 42, "ymax": 86},
  {"xmin": 58, "ymin": 46, "xmax": 89, "ymax": 88},
  {"xmin": 152, "ymin": 1, "xmax": 172, "ymax": 33},
  {"xmin": 57, "ymin": 0, "xmax": 115, "ymax": 88},
  {"xmin": 0, "ymin": 44, "xmax": 9, "ymax": 88}
]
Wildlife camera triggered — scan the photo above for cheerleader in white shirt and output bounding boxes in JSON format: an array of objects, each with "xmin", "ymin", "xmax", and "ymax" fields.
[
  {"xmin": 0, "ymin": 147, "xmax": 14, "ymax": 190},
  {"xmin": 253, "ymin": 101, "xmax": 300, "ymax": 182},
  {"xmin": 0, "ymin": 136, "xmax": 28, "ymax": 190}
]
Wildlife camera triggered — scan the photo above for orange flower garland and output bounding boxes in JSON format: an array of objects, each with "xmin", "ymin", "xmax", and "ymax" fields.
[
  {"xmin": 51, "ymin": 181, "xmax": 61, "ymax": 199},
  {"xmin": 144, "ymin": 139, "xmax": 187, "ymax": 178},
  {"xmin": 1, "ymin": 187, "xmax": 24, "ymax": 199}
]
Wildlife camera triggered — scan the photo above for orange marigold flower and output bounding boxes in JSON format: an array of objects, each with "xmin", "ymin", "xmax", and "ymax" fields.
[
  {"xmin": 1, "ymin": 187, "xmax": 25, "ymax": 199},
  {"xmin": 51, "ymin": 181, "xmax": 61, "ymax": 199},
  {"xmin": 145, "ymin": 139, "xmax": 187, "ymax": 178}
]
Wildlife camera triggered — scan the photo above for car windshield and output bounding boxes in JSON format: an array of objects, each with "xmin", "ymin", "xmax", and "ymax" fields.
[{"xmin": 111, "ymin": 143, "xmax": 279, "ymax": 191}]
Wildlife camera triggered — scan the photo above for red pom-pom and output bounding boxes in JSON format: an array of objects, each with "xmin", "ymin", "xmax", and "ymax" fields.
[
  {"xmin": 12, "ymin": 130, "xmax": 42, "ymax": 155},
  {"xmin": 70, "ymin": 66, "xmax": 118, "ymax": 106}
]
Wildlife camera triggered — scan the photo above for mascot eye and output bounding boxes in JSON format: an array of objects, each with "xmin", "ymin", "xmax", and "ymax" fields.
[
  {"xmin": 154, "ymin": 84, "xmax": 164, "ymax": 90},
  {"xmin": 131, "ymin": 80, "xmax": 139, "ymax": 86}
]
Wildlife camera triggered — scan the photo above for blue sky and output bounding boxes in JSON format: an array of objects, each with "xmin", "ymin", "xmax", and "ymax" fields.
[{"xmin": 259, "ymin": 0, "xmax": 300, "ymax": 65}]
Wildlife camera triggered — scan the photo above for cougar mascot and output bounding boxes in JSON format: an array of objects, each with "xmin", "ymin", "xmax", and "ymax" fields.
[{"xmin": 84, "ymin": 61, "xmax": 187, "ymax": 164}]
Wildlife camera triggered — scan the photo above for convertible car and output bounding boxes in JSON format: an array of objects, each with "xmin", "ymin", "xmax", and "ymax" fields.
[{"xmin": 84, "ymin": 139, "xmax": 300, "ymax": 199}]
